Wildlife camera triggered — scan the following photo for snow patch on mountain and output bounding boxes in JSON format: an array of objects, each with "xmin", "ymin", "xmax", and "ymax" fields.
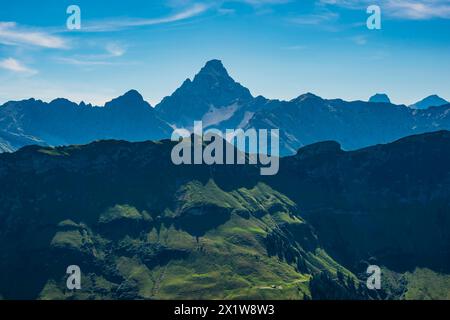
[
  {"xmin": 238, "ymin": 111, "xmax": 255, "ymax": 128},
  {"xmin": 202, "ymin": 103, "xmax": 240, "ymax": 128}
]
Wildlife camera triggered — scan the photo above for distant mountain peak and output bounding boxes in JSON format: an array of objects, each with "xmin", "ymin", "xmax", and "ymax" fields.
[
  {"xmin": 300, "ymin": 92, "xmax": 321, "ymax": 99},
  {"xmin": 193, "ymin": 59, "xmax": 236, "ymax": 86},
  {"xmin": 199, "ymin": 59, "xmax": 228, "ymax": 75},
  {"xmin": 369, "ymin": 93, "xmax": 391, "ymax": 104},
  {"xmin": 79, "ymin": 101, "xmax": 93, "ymax": 108},
  {"xmin": 122, "ymin": 89, "xmax": 144, "ymax": 101},
  {"xmin": 50, "ymin": 98, "xmax": 76, "ymax": 105},
  {"xmin": 105, "ymin": 90, "xmax": 150, "ymax": 109},
  {"xmin": 155, "ymin": 60, "xmax": 253, "ymax": 126},
  {"xmin": 291, "ymin": 92, "xmax": 323, "ymax": 103},
  {"xmin": 410, "ymin": 95, "xmax": 448, "ymax": 110}
]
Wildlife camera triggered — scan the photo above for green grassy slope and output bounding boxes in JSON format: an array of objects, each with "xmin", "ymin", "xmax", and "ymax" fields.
[
  {"xmin": 1, "ymin": 132, "xmax": 450, "ymax": 300},
  {"xmin": 35, "ymin": 180, "xmax": 361, "ymax": 300}
]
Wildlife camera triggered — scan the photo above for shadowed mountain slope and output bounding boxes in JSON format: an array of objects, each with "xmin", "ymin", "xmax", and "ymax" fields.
[{"xmin": 0, "ymin": 131, "xmax": 449, "ymax": 299}]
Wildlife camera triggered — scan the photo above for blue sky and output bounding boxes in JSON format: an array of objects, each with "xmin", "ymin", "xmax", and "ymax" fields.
[{"xmin": 0, "ymin": 0, "xmax": 449, "ymax": 106}]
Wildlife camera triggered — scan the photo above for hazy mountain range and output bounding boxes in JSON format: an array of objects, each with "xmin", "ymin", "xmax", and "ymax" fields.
[
  {"xmin": 0, "ymin": 60, "xmax": 449, "ymax": 155},
  {"xmin": 1, "ymin": 60, "xmax": 450, "ymax": 300},
  {"xmin": 409, "ymin": 94, "xmax": 449, "ymax": 110},
  {"xmin": 0, "ymin": 90, "xmax": 171, "ymax": 153},
  {"xmin": 0, "ymin": 130, "xmax": 449, "ymax": 299}
]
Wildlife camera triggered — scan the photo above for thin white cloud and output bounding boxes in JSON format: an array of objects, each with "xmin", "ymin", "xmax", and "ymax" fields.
[
  {"xmin": 385, "ymin": 0, "xmax": 450, "ymax": 19},
  {"xmin": 105, "ymin": 43, "xmax": 126, "ymax": 57},
  {"xmin": 320, "ymin": 0, "xmax": 450, "ymax": 20},
  {"xmin": 242, "ymin": 0, "xmax": 291, "ymax": 5},
  {"xmin": 0, "ymin": 58, "xmax": 37, "ymax": 75},
  {"xmin": 289, "ymin": 11, "xmax": 339, "ymax": 25},
  {"xmin": 0, "ymin": 22, "xmax": 66, "ymax": 48},
  {"xmin": 56, "ymin": 43, "xmax": 127, "ymax": 66},
  {"xmin": 169, "ymin": 0, "xmax": 291, "ymax": 9},
  {"xmin": 55, "ymin": 57, "xmax": 114, "ymax": 66},
  {"xmin": 282, "ymin": 45, "xmax": 307, "ymax": 50},
  {"xmin": 351, "ymin": 35, "xmax": 368, "ymax": 45},
  {"xmin": 81, "ymin": 4, "xmax": 209, "ymax": 32}
]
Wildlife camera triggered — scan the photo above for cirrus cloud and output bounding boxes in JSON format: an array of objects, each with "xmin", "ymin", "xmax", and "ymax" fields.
[
  {"xmin": 0, "ymin": 22, "xmax": 67, "ymax": 48},
  {"xmin": 0, "ymin": 58, "xmax": 37, "ymax": 75},
  {"xmin": 81, "ymin": 3, "xmax": 209, "ymax": 32},
  {"xmin": 320, "ymin": 0, "xmax": 450, "ymax": 20}
]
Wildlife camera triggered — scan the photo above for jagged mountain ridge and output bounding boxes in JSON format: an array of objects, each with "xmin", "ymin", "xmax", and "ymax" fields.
[
  {"xmin": 155, "ymin": 59, "xmax": 255, "ymax": 129},
  {"xmin": 0, "ymin": 90, "xmax": 172, "ymax": 151},
  {"xmin": 1, "ymin": 60, "xmax": 450, "ymax": 155}
]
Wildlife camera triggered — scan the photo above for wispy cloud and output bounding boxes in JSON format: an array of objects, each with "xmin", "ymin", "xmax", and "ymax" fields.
[
  {"xmin": 242, "ymin": 0, "xmax": 291, "ymax": 5},
  {"xmin": 282, "ymin": 45, "xmax": 307, "ymax": 50},
  {"xmin": 151, "ymin": 0, "xmax": 291, "ymax": 17},
  {"xmin": 81, "ymin": 4, "xmax": 209, "ymax": 32},
  {"xmin": 320, "ymin": 0, "xmax": 450, "ymax": 20},
  {"xmin": 385, "ymin": 0, "xmax": 450, "ymax": 19},
  {"xmin": 0, "ymin": 58, "xmax": 37, "ymax": 75},
  {"xmin": 288, "ymin": 11, "xmax": 339, "ymax": 25},
  {"xmin": 105, "ymin": 43, "xmax": 126, "ymax": 57},
  {"xmin": 351, "ymin": 35, "xmax": 368, "ymax": 45},
  {"xmin": 56, "ymin": 43, "xmax": 127, "ymax": 66},
  {"xmin": 0, "ymin": 22, "xmax": 66, "ymax": 48},
  {"xmin": 55, "ymin": 57, "xmax": 114, "ymax": 66}
]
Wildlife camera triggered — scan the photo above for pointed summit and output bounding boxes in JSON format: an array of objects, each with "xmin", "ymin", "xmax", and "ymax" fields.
[
  {"xmin": 123, "ymin": 89, "xmax": 144, "ymax": 100},
  {"xmin": 292, "ymin": 92, "xmax": 323, "ymax": 103},
  {"xmin": 105, "ymin": 90, "xmax": 151, "ymax": 109},
  {"xmin": 198, "ymin": 59, "xmax": 229, "ymax": 77},
  {"xmin": 410, "ymin": 95, "xmax": 448, "ymax": 110},
  {"xmin": 156, "ymin": 59, "xmax": 253, "ymax": 127},
  {"xmin": 192, "ymin": 59, "xmax": 239, "ymax": 89},
  {"xmin": 118, "ymin": 89, "xmax": 145, "ymax": 104}
]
